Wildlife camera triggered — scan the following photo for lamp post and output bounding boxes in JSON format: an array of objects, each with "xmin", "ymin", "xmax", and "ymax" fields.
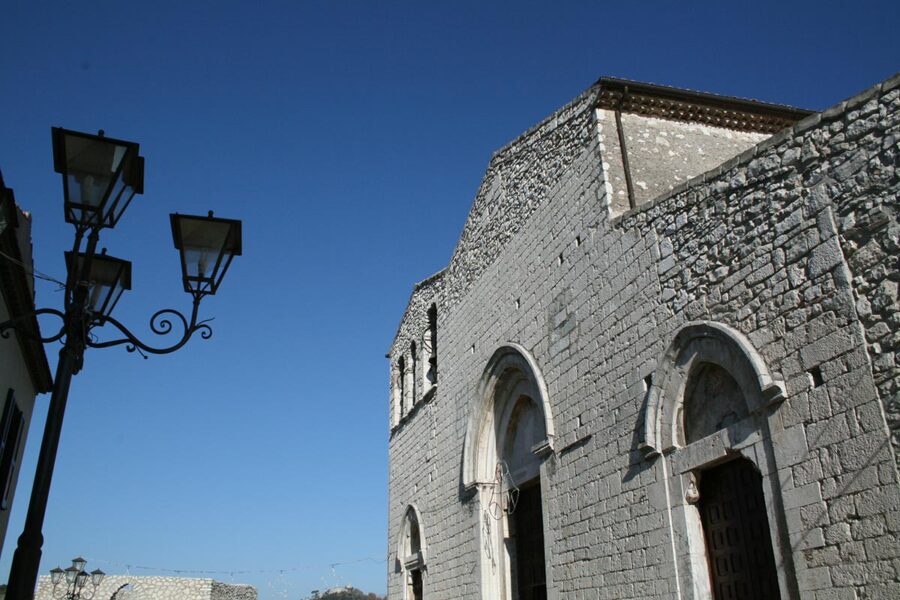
[
  {"xmin": 47, "ymin": 557, "xmax": 105, "ymax": 600},
  {"xmin": 0, "ymin": 128, "xmax": 242, "ymax": 599}
]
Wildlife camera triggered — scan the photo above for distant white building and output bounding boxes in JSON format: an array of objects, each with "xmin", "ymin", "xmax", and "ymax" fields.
[
  {"xmin": 35, "ymin": 574, "xmax": 256, "ymax": 600},
  {"xmin": 0, "ymin": 171, "xmax": 52, "ymax": 561}
]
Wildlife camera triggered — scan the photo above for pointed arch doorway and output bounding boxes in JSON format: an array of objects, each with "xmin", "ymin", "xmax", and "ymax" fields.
[
  {"xmin": 642, "ymin": 322, "xmax": 797, "ymax": 599},
  {"xmin": 397, "ymin": 505, "xmax": 426, "ymax": 600},
  {"xmin": 463, "ymin": 345, "xmax": 555, "ymax": 600}
]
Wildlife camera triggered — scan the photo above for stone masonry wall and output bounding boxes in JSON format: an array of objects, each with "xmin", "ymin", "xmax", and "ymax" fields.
[
  {"xmin": 823, "ymin": 84, "xmax": 900, "ymax": 451},
  {"xmin": 388, "ymin": 85, "xmax": 602, "ymax": 364},
  {"xmin": 607, "ymin": 74, "xmax": 900, "ymax": 599},
  {"xmin": 388, "ymin": 271, "xmax": 444, "ymax": 429},
  {"xmin": 210, "ymin": 579, "xmax": 257, "ymax": 600},
  {"xmin": 598, "ymin": 109, "xmax": 769, "ymax": 214},
  {"xmin": 388, "ymin": 75, "xmax": 900, "ymax": 599}
]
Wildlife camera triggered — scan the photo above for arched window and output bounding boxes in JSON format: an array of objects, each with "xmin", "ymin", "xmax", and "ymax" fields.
[
  {"xmin": 410, "ymin": 341, "xmax": 418, "ymax": 405},
  {"xmin": 397, "ymin": 357, "xmax": 406, "ymax": 419},
  {"xmin": 424, "ymin": 304, "xmax": 437, "ymax": 389}
]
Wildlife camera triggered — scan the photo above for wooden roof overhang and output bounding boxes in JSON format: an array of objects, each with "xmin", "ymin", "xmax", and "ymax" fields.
[{"xmin": 595, "ymin": 76, "xmax": 814, "ymax": 134}]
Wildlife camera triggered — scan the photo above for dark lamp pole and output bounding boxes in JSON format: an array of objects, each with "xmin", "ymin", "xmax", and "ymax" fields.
[{"xmin": 0, "ymin": 128, "xmax": 242, "ymax": 599}]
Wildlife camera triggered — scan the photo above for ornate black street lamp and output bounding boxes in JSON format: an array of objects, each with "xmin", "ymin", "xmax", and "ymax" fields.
[
  {"xmin": 48, "ymin": 557, "xmax": 105, "ymax": 600},
  {"xmin": 0, "ymin": 128, "xmax": 242, "ymax": 599}
]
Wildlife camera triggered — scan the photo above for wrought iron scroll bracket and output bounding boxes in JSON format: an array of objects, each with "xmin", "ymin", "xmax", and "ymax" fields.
[
  {"xmin": 87, "ymin": 298, "xmax": 213, "ymax": 357},
  {"xmin": 0, "ymin": 308, "xmax": 67, "ymax": 344}
]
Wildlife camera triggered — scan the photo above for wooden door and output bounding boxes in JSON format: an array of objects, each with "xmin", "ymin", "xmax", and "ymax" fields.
[{"xmin": 699, "ymin": 459, "xmax": 781, "ymax": 600}]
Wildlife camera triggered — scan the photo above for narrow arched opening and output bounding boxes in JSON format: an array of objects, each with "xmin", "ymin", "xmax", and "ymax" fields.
[{"xmin": 397, "ymin": 506, "xmax": 426, "ymax": 600}]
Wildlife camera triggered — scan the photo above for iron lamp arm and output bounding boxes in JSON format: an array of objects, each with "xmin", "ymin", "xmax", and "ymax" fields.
[
  {"xmin": 49, "ymin": 583, "xmax": 70, "ymax": 600},
  {"xmin": 50, "ymin": 580, "xmax": 98, "ymax": 600},
  {"xmin": 87, "ymin": 298, "xmax": 213, "ymax": 356},
  {"xmin": 0, "ymin": 308, "xmax": 67, "ymax": 344}
]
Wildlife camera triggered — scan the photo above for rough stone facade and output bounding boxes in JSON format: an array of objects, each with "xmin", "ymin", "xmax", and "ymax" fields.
[
  {"xmin": 387, "ymin": 74, "xmax": 900, "ymax": 599},
  {"xmin": 34, "ymin": 575, "xmax": 257, "ymax": 600}
]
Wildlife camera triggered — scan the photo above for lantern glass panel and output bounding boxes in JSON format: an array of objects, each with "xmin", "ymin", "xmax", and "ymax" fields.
[
  {"xmin": 66, "ymin": 252, "xmax": 132, "ymax": 318},
  {"xmin": 171, "ymin": 214, "xmax": 241, "ymax": 296},
  {"xmin": 65, "ymin": 565, "xmax": 78, "ymax": 584},
  {"xmin": 105, "ymin": 154, "xmax": 143, "ymax": 228},
  {"xmin": 53, "ymin": 129, "xmax": 143, "ymax": 228}
]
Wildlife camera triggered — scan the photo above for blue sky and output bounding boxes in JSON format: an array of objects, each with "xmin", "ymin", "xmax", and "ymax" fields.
[{"xmin": 0, "ymin": 1, "xmax": 897, "ymax": 597}]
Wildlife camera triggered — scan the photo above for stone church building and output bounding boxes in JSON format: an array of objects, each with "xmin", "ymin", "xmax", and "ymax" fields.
[{"xmin": 387, "ymin": 74, "xmax": 900, "ymax": 599}]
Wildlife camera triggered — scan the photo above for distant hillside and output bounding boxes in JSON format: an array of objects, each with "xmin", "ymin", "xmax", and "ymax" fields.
[{"xmin": 314, "ymin": 586, "xmax": 384, "ymax": 600}]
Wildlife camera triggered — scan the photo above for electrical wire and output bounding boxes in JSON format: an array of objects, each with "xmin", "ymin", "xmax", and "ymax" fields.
[
  {"xmin": 85, "ymin": 555, "xmax": 386, "ymax": 577},
  {"xmin": 0, "ymin": 249, "xmax": 67, "ymax": 288}
]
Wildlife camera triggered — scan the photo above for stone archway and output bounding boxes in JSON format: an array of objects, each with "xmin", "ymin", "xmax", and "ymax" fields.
[
  {"xmin": 642, "ymin": 321, "xmax": 797, "ymax": 600},
  {"xmin": 643, "ymin": 321, "xmax": 785, "ymax": 457},
  {"xmin": 396, "ymin": 505, "xmax": 426, "ymax": 600},
  {"xmin": 462, "ymin": 344, "xmax": 554, "ymax": 600}
]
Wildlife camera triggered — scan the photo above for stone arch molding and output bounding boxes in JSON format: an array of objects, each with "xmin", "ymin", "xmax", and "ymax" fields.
[
  {"xmin": 642, "ymin": 321, "xmax": 785, "ymax": 456},
  {"xmin": 396, "ymin": 504, "xmax": 427, "ymax": 568},
  {"xmin": 462, "ymin": 343, "xmax": 555, "ymax": 490}
]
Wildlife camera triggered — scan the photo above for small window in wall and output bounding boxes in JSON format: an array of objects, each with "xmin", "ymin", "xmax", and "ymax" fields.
[
  {"xmin": 428, "ymin": 304, "xmax": 437, "ymax": 384},
  {"xmin": 410, "ymin": 341, "xmax": 418, "ymax": 405},
  {"xmin": 0, "ymin": 390, "xmax": 25, "ymax": 510},
  {"xmin": 423, "ymin": 304, "xmax": 437, "ymax": 394},
  {"xmin": 398, "ymin": 357, "xmax": 407, "ymax": 419},
  {"xmin": 391, "ymin": 361, "xmax": 401, "ymax": 427}
]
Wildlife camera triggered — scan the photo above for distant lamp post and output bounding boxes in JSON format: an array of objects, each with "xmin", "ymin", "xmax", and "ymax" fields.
[
  {"xmin": 0, "ymin": 128, "xmax": 242, "ymax": 600},
  {"xmin": 48, "ymin": 557, "xmax": 105, "ymax": 600}
]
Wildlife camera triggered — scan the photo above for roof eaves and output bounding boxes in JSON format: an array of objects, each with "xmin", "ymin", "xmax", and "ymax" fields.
[
  {"xmin": 0, "ymin": 178, "xmax": 53, "ymax": 393},
  {"xmin": 594, "ymin": 76, "xmax": 814, "ymax": 134}
]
